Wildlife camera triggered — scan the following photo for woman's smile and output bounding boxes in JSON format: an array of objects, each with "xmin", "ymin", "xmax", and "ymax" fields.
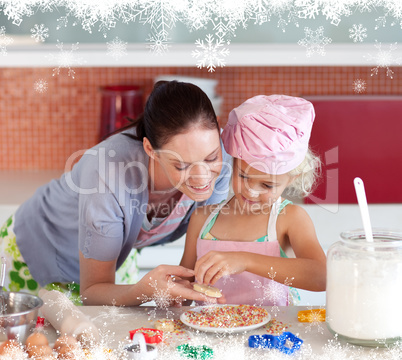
[{"xmin": 187, "ymin": 180, "xmax": 212, "ymax": 193}]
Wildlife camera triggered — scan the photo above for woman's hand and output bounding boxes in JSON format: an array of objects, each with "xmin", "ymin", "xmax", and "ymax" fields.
[
  {"xmin": 136, "ymin": 264, "xmax": 224, "ymax": 306},
  {"xmin": 194, "ymin": 251, "xmax": 248, "ymax": 285}
]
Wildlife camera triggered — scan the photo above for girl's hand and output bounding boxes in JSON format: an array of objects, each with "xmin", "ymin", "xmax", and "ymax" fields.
[
  {"xmin": 194, "ymin": 251, "xmax": 247, "ymax": 285},
  {"xmin": 136, "ymin": 264, "xmax": 222, "ymax": 305}
]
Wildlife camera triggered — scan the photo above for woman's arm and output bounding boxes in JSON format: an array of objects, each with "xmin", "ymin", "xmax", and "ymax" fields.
[
  {"xmin": 194, "ymin": 205, "xmax": 326, "ymax": 291},
  {"xmin": 79, "ymin": 252, "xmax": 138, "ymax": 306},
  {"xmin": 79, "ymin": 252, "xmax": 220, "ymax": 306}
]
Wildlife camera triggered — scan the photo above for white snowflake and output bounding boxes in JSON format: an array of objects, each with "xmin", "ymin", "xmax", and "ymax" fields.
[
  {"xmin": 61, "ymin": 327, "xmax": 121, "ymax": 360},
  {"xmin": 382, "ymin": 342, "xmax": 402, "ymax": 359},
  {"xmin": 106, "ymin": 36, "xmax": 128, "ymax": 60},
  {"xmin": 277, "ymin": 17, "xmax": 287, "ymax": 33},
  {"xmin": 300, "ymin": 306, "xmax": 325, "ymax": 334},
  {"xmin": 211, "ymin": 17, "xmax": 237, "ymax": 43},
  {"xmin": 47, "ymin": 41, "xmax": 85, "ymax": 79},
  {"xmin": 0, "ymin": 340, "xmax": 28, "ymax": 359},
  {"xmin": 43, "ymin": 291, "xmax": 82, "ymax": 322},
  {"xmin": 220, "ymin": 272, "xmax": 235, "ymax": 286},
  {"xmin": 183, "ymin": 3, "xmax": 210, "ymax": 31},
  {"xmin": 298, "ymin": 26, "xmax": 332, "ymax": 57},
  {"xmin": 30, "ymin": 23, "xmax": 49, "ymax": 43},
  {"xmin": 146, "ymin": 31, "xmax": 171, "ymax": 55},
  {"xmin": 252, "ymin": 267, "xmax": 293, "ymax": 317},
  {"xmin": 133, "ymin": 0, "xmax": 181, "ymax": 50},
  {"xmin": 254, "ymin": 7, "xmax": 270, "ymax": 26},
  {"xmin": 192, "ymin": 34, "xmax": 229, "ymax": 72},
  {"xmin": 210, "ymin": 333, "xmax": 248, "ymax": 359},
  {"xmin": 353, "ymin": 79, "xmax": 367, "ymax": 93},
  {"xmin": 33, "ymin": 79, "xmax": 48, "ymax": 93},
  {"xmin": 375, "ymin": 15, "xmax": 387, "ymax": 30},
  {"xmin": 56, "ymin": 16, "xmax": 69, "ymax": 30},
  {"xmin": 321, "ymin": 1, "xmax": 351, "ymax": 26},
  {"xmin": 320, "ymin": 336, "xmax": 365, "ymax": 359},
  {"xmin": 348, "ymin": 24, "xmax": 367, "ymax": 43},
  {"xmin": 365, "ymin": 41, "xmax": 402, "ymax": 79},
  {"xmin": 91, "ymin": 300, "xmax": 127, "ymax": 325},
  {"xmin": 0, "ymin": 26, "xmax": 14, "ymax": 56},
  {"xmin": 355, "ymin": 1, "xmax": 376, "ymax": 13},
  {"xmin": 1, "ymin": 1, "xmax": 34, "ymax": 27},
  {"xmin": 137, "ymin": 278, "xmax": 181, "ymax": 320}
]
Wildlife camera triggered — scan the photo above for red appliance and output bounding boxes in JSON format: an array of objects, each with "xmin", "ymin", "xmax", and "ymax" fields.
[
  {"xmin": 99, "ymin": 85, "xmax": 144, "ymax": 140},
  {"xmin": 304, "ymin": 96, "xmax": 402, "ymax": 204}
]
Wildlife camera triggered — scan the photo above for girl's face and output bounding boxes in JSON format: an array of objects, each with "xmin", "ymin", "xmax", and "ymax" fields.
[
  {"xmin": 232, "ymin": 158, "xmax": 293, "ymax": 214},
  {"xmin": 153, "ymin": 127, "xmax": 223, "ymax": 202}
]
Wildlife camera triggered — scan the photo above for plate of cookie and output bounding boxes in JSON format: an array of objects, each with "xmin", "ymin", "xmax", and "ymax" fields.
[{"xmin": 180, "ymin": 304, "xmax": 271, "ymax": 333}]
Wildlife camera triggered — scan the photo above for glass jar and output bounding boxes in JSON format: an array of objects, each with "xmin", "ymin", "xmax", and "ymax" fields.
[{"xmin": 326, "ymin": 229, "xmax": 402, "ymax": 346}]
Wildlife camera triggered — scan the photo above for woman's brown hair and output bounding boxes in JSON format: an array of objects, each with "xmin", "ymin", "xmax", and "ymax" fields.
[{"xmin": 113, "ymin": 80, "xmax": 219, "ymax": 149}]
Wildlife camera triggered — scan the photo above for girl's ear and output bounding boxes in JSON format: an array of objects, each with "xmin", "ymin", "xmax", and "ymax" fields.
[{"xmin": 143, "ymin": 137, "xmax": 155, "ymax": 159}]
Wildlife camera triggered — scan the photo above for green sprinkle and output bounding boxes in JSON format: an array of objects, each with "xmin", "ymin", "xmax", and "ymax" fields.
[{"xmin": 177, "ymin": 344, "xmax": 213, "ymax": 359}]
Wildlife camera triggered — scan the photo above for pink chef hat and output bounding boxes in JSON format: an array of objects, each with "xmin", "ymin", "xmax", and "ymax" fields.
[{"xmin": 221, "ymin": 94, "xmax": 315, "ymax": 175}]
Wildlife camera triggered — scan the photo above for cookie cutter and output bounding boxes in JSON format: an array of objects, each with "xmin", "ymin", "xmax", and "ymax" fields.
[
  {"xmin": 129, "ymin": 328, "xmax": 163, "ymax": 344},
  {"xmin": 124, "ymin": 333, "xmax": 158, "ymax": 360},
  {"xmin": 297, "ymin": 308, "xmax": 326, "ymax": 323},
  {"xmin": 177, "ymin": 343, "xmax": 213, "ymax": 359},
  {"xmin": 248, "ymin": 332, "xmax": 303, "ymax": 355}
]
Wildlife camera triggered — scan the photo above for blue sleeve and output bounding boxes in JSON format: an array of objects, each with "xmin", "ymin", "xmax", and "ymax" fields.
[
  {"xmin": 204, "ymin": 143, "xmax": 232, "ymax": 206},
  {"xmin": 76, "ymin": 136, "xmax": 148, "ymax": 261},
  {"xmin": 76, "ymin": 161, "xmax": 125, "ymax": 262}
]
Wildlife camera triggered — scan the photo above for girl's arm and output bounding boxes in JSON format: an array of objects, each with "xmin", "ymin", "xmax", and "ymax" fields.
[
  {"xmin": 180, "ymin": 205, "xmax": 227, "ymax": 305},
  {"xmin": 194, "ymin": 205, "xmax": 326, "ymax": 291},
  {"xmin": 179, "ymin": 206, "xmax": 212, "ymax": 280}
]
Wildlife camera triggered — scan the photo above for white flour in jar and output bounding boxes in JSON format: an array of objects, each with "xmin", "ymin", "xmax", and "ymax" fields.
[{"xmin": 326, "ymin": 257, "xmax": 402, "ymax": 340}]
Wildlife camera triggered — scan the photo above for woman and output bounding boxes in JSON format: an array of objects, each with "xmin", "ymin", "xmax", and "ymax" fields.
[{"xmin": 1, "ymin": 81, "xmax": 231, "ymax": 306}]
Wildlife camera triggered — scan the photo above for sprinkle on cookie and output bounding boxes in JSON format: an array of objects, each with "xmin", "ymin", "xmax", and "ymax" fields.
[{"xmin": 183, "ymin": 305, "xmax": 269, "ymax": 328}]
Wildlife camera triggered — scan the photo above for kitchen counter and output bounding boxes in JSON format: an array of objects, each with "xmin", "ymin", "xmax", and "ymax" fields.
[
  {"xmin": 0, "ymin": 170, "xmax": 63, "ymax": 206},
  {"xmin": 36, "ymin": 305, "xmax": 398, "ymax": 359}
]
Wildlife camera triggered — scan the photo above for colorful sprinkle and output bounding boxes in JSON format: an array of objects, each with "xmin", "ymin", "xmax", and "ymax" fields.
[
  {"xmin": 183, "ymin": 305, "xmax": 269, "ymax": 328},
  {"xmin": 264, "ymin": 319, "xmax": 290, "ymax": 335},
  {"xmin": 177, "ymin": 344, "xmax": 213, "ymax": 359}
]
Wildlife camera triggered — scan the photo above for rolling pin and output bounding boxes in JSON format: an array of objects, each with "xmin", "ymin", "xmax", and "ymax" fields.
[{"xmin": 38, "ymin": 289, "xmax": 100, "ymax": 344}]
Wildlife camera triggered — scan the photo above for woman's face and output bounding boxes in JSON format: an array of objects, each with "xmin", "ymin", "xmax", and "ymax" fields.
[
  {"xmin": 153, "ymin": 127, "xmax": 223, "ymax": 202},
  {"xmin": 232, "ymin": 158, "xmax": 293, "ymax": 214}
]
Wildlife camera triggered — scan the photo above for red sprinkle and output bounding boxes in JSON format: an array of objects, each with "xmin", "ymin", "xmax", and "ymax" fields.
[{"xmin": 183, "ymin": 305, "xmax": 269, "ymax": 328}]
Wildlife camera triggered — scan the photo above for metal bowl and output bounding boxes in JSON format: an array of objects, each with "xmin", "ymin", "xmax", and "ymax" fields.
[{"xmin": 0, "ymin": 291, "xmax": 43, "ymax": 343}]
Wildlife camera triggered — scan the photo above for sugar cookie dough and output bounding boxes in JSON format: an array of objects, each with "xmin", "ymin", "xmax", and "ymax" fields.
[
  {"xmin": 193, "ymin": 283, "xmax": 222, "ymax": 298},
  {"xmin": 155, "ymin": 319, "xmax": 175, "ymax": 332}
]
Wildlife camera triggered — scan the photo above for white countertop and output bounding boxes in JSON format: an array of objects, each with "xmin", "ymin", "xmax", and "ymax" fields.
[
  {"xmin": 20, "ymin": 305, "xmax": 399, "ymax": 358},
  {"xmin": 2, "ymin": 43, "xmax": 399, "ymax": 67}
]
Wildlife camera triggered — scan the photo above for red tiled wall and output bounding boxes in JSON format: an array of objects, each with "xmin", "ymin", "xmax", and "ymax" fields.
[{"xmin": 1, "ymin": 66, "xmax": 401, "ymax": 170}]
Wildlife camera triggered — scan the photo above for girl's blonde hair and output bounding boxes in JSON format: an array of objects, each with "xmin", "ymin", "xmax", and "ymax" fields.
[{"xmin": 285, "ymin": 147, "xmax": 321, "ymax": 198}]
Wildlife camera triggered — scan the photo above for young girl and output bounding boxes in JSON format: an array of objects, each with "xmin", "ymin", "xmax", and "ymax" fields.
[{"xmin": 180, "ymin": 94, "xmax": 326, "ymax": 306}]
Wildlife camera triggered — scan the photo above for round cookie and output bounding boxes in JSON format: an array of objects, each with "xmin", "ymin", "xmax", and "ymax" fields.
[
  {"xmin": 193, "ymin": 283, "xmax": 222, "ymax": 298},
  {"xmin": 155, "ymin": 319, "xmax": 175, "ymax": 332}
]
